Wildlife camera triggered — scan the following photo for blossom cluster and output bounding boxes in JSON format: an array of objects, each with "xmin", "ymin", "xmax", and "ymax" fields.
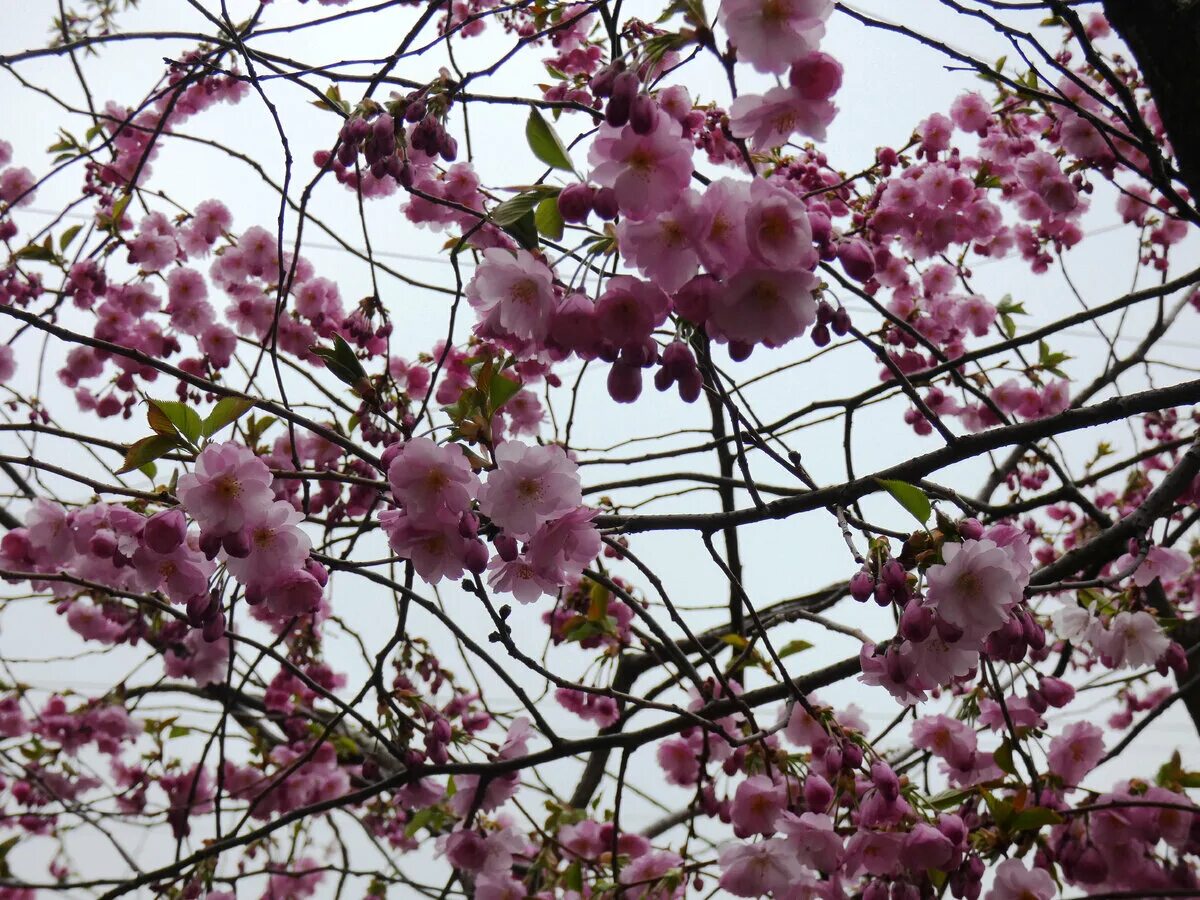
[{"xmin": 381, "ymin": 436, "xmax": 600, "ymax": 603}]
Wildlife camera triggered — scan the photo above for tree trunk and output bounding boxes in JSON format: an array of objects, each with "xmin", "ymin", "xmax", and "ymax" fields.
[{"xmin": 1103, "ymin": 0, "xmax": 1200, "ymax": 201}]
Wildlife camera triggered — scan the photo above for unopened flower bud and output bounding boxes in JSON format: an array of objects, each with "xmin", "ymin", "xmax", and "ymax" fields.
[
  {"xmin": 222, "ymin": 529, "xmax": 251, "ymax": 559},
  {"xmin": 850, "ymin": 569, "xmax": 875, "ymax": 602},
  {"xmin": 557, "ymin": 183, "xmax": 594, "ymax": 224},
  {"xmin": 958, "ymin": 517, "xmax": 984, "ymax": 540},
  {"xmin": 494, "ymin": 534, "xmax": 519, "ymax": 562},
  {"xmin": 629, "ymin": 94, "xmax": 657, "ymax": 134},
  {"xmin": 143, "ymin": 508, "xmax": 187, "ymax": 554},
  {"xmin": 202, "ymin": 612, "xmax": 226, "ymax": 643},
  {"xmin": 592, "ymin": 187, "xmax": 619, "ymax": 220},
  {"xmin": 804, "ymin": 772, "xmax": 833, "ymax": 812},
  {"xmin": 464, "ymin": 539, "xmax": 489, "ymax": 574},
  {"xmin": 900, "ymin": 602, "xmax": 934, "ymax": 642}
]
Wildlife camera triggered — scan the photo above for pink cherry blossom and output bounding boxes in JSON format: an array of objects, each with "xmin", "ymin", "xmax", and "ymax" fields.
[
  {"xmin": 986, "ymin": 858, "xmax": 1055, "ymax": 900},
  {"xmin": 1097, "ymin": 610, "xmax": 1170, "ymax": 668},
  {"xmin": 387, "ymin": 437, "xmax": 479, "ymax": 518},
  {"xmin": 379, "ymin": 510, "xmax": 468, "ymax": 584},
  {"xmin": 0, "ymin": 345, "xmax": 15, "ymax": 383},
  {"xmin": 731, "ymin": 774, "xmax": 787, "ymax": 837},
  {"xmin": 720, "ymin": 0, "xmax": 833, "ymax": 74},
  {"xmin": 486, "ymin": 554, "xmax": 561, "ymax": 603},
  {"xmin": 1048, "ymin": 720, "xmax": 1104, "ymax": 787},
  {"xmin": 719, "ymin": 839, "xmax": 804, "ymax": 896},
  {"xmin": 466, "ymin": 248, "xmax": 557, "ymax": 343},
  {"xmin": 588, "ymin": 114, "xmax": 694, "ymax": 221},
  {"xmin": 477, "ymin": 440, "xmax": 582, "ymax": 539},
  {"xmin": 618, "ymin": 849, "xmax": 683, "ymax": 899},
  {"xmin": 778, "ymin": 811, "xmax": 843, "ymax": 873},
  {"xmin": 691, "ymin": 179, "xmax": 751, "ymax": 277},
  {"xmin": 708, "ymin": 268, "xmax": 819, "ymax": 347},
  {"xmin": 656, "ymin": 736, "xmax": 701, "ymax": 786},
  {"xmin": 925, "ymin": 538, "xmax": 1025, "ymax": 640},
  {"xmin": 0, "ymin": 167, "xmax": 37, "ymax": 207},
  {"xmin": 617, "ymin": 195, "xmax": 700, "ymax": 292},
  {"xmin": 730, "ymin": 85, "xmax": 836, "ymax": 148},
  {"xmin": 177, "ymin": 442, "xmax": 275, "ymax": 537},
  {"xmin": 1116, "ymin": 544, "xmax": 1190, "ymax": 587},
  {"xmin": 745, "ymin": 179, "xmax": 817, "ymax": 270},
  {"xmin": 224, "ymin": 500, "xmax": 312, "ymax": 589},
  {"xmin": 527, "ymin": 507, "xmax": 601, "ymax": 581}
]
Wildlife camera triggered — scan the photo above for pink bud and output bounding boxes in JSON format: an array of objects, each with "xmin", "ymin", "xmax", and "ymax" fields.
[
  {"xmin": 803, "ymin": 772, "xmax": 833, "ymax": 812},
  {"xmin": 592, "ymin": 187, "xmax": 619, "ymax": 220},
  {"xmin": 222, "ymin": 529, "xmax": 251, "ymax": 559},
  {"xmin": 89, "ymin": 531, "xmax": 118, "ymax": 558},
  {"xmin": 494, "ymin": 534, "xmax": 519, "ymax": 562},
  {"xmin": 143, "ymin": 508, "xmax": 188, "ymax": 554},
  {"xmin": 934, "ymin": 615, "xmax": 964, "ymax": 643},
  {"xmin": 458, "ymin": 512, "xmax": 479, "ymax": 539},
  {"xmin": 901, "ymin": 822, "xmax": 954, "ymax": 871},
  {"xmin": 900, "ymin": 602, "xmax": 934, "ymax": 642},
  {"xmin": 607, "ymin": 363, "xmax": 643, "ymax": 404},
  {"xmin": 837, "ymin": 239, "xmax": 875, "ymax": 282},
  {"xmin": 186, "ymin": 592, "xmax": 218, "ymax": 628},
  {"xmin": 557, "ymin": 183, "xmax": 594, "ymax": 224},
  {"xmin": 937, "ymin": 813, "xmax": 966, "ymax": 845},
  {"xmin": 201, "ymin": 613, "xmax": 225, "ymax": 643},
  {"xmin": 1038, "ymin": 676, "xmax": 1074, "ymax": 708},
  {"xmin": 850, "ymin": 569, "xmax": 875, "ymax": 602},
  {"xmin": 1073, "ymin": 845, "xmax": 1109, "ymax": 884},
  {"xmin": 199, "ymin": 531, "xmax": 223, "ymax": 561},
  {"xmin": 304, "ymin": 558, "xmax": 329, "ymax": 587},
  {"xmin": 789, "ymin": 51, "xmax": 843, "ymax": 101},
  {"xmin": 464, "ymin": 539, "xmax": 489, "ymax": 574},
  {"xmin": 958, "ymin": 517, "xmax": 984, "ymax": 540},
  {"xmin": 677, "ymin": 367, "xmax": 703, "ymax": 403},
  {"xmin": 871, "ymin": 761, "xmax": 899, "ymax": 801},
  {"xmin": 605, "ymin": 72, "xmax": 638, "ymax": 127},
  {"xmin": 629, "ymin": 95, "xmax": 657, "ymax": 134}
]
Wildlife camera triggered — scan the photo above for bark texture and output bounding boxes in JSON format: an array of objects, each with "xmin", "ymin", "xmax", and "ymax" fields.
[{"xmin": 1103, "ymin": 0, "xmax": 1200, "ymax": 201}]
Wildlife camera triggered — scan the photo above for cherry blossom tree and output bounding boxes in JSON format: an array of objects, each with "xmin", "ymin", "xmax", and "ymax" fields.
[{"xmin": 1, "ymin": 0, "xmax": 1200, "ymax": 897}]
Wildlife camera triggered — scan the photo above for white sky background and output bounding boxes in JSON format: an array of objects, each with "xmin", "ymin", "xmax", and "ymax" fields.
[{"xmin": 1, "ymin": 0, "xmax": 1200, "ymax": 895}]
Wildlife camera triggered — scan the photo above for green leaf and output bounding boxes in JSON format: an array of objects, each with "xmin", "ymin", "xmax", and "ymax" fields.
[
  {"xmin": 929, "ymin": 788, "xmax": 971, "ymax": 810},
  {"xmin": 312, "ymin": 334, "xmax": 367, "ymax": 387},
  {"xmin": 506, "ymin": 210, "xmax": 540, "ymax": 251},
  {"xmin": 1010, "ymin": 806, "xmax": 1063, "ymax": 832},
  {"xmin": 491, "ymin": 192, "xmax": 542, "ymax": 226},
  {"xmin": 150, "ymin": 400, "xmax": 202, "ymax": 445},
  {"xmin": 876, "ymin": 479, "xmax": 932, "ymax": 526},
  {"xmin": 117, "ymin": 435, "xmax": 184, "ymax": 474},
  {"xmin": 404, "ymin": 807, "xmax": 435, "ymax": 838},
  {"xmin": 203, "ymin": 397, "xmax": 254, "ymax": 438},
  {"xmin": 993, "ymin": 739, "xmax": 1016, "ymax": 776},
  {"xmin": 535, "ymin": 195, "xmax": 564, "ymax": 240},
  {"xmin": 59, "ymin": 224, "xmax": 83, "ymax": 251},
  {"xmin": 488, "ymin": 372, "xmax": 523, "ymax": 413},
  {"xmin": 1037, "ymin": 340, "xmax": 1071, "ymax": 377},
  {"xmin": 14, "ymin": 239, "xmax": 57, "ymax": 263},
  {"xmin": 981, "ymin": 789, "xmax": 1014, "ymax": 830},
  {"xmin": 111, "ymin": 193, "xmax": 131, "ymax": 225},
  {"xmin": 996, "ymin": 296, "xmax": 1025, "ymax": 316},
  {"xmin": 564, "ymin": 861, "xmax": 583, "ymax": 892},
  {"xmin": 778, "ymin": 639, "xmax": 813, "ymax": 658},
  {"xmin": 246, "ymin": 414, "xmax": 278, "ymax": 447},
  {"xmin": 525, "ymin": 107, "xmax": 574, "ymax": 172}
]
